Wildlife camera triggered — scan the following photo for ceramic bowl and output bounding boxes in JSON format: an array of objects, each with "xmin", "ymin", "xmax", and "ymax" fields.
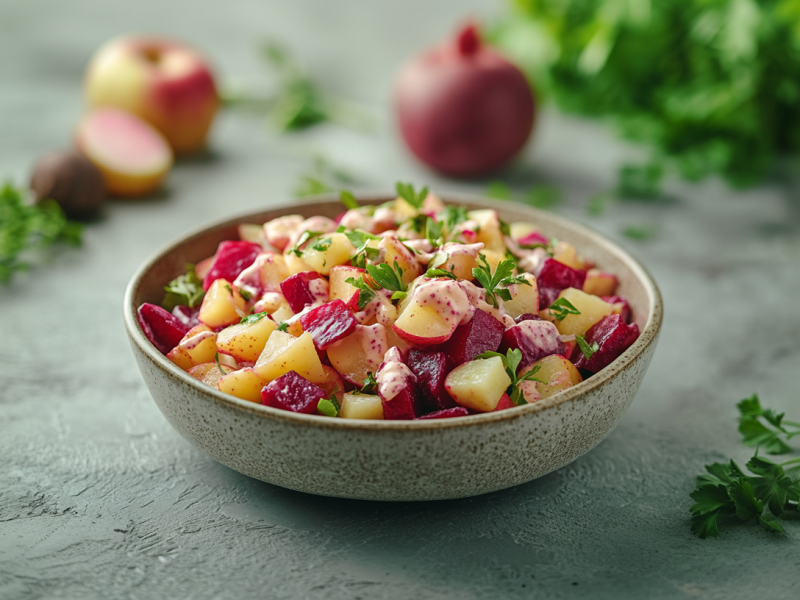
[{"xmin": 124, "ymin": 195, "xmax": 662, "ymax": 501}]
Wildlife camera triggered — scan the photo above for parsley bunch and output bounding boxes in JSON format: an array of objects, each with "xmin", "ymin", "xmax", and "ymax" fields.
[
  {"xmin": 477, "ymin": 348, "xmax": 543, "ymax": 406},
  {"xmin": 162, "ymin": 265, "xmax": 205, "ymax": 310},
  {"xmin": 471, "ymin": 254, "xmax": 530, "ymax": 308}
]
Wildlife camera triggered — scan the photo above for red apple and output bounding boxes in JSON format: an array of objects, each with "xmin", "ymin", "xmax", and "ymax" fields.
[{"xmin": 84, "ymin": 35, "xmax": 219, "ymax": 155}]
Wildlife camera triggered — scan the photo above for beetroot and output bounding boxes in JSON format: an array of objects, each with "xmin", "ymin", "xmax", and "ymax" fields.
[
  {"xmin": 571, "ymin": 314, "xmax": 640, "ymax": 373},
  {"xmin": 261, "ymin": 370, "xmax": 325, "ymax": 414},
  {"xmin": 280, "ymin": 271, "xmax": 326, "ymax": 313},
  {"xmin": 137, "ymin": 303, "xmax": 189, "ymax": 355},
  {"xmin": 517, "ymin": 231, "xmax": 549, "ymax": 247},
  {"xmin": 171, "ymin": 305, "xmax": 200, "ymax": 328},
  {"xmin": 601, "ymin": 295, "xmax": 632, "ymax": 324},
  {"xmin": 536, "ymin": 258, "xmax": 587, "ymax": 309},
  {"xmin": 415, "ymin": 407, "xmax": 469, "ymax": 420},
  {"xmin": 299, "ymin": 299, "xmax": 358, "ymax": 350},
  {"xmin": 407, "ymin": 349, "xmax": 456, "ymax": 412},
  {"xmin": 500, "ymin": 319, "xmax": 564, "ymax": 367},
  {"xmin": 514, "ymin": 312, "xmax": 542, "ymax": 324},
  {"xmin": 377, "ymin": 348, "xmax": 420, "ymax": 420},
  {"xmin": 439, "ymin": 309, "xmax": 504, "ymax": 366},
  {"xmin": 493, "ymin": 393, "xmax": 515, "ymax": 412},
  {"xmin": 202, "ymin": 240, "xmax": 262, "ymax": 290},
  {"xmin": 394, "ymin": 23, "xmax": 535, "ymax": 177}
]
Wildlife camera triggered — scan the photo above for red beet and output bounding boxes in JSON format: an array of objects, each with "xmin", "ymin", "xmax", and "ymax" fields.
[
  {"xmin": 137, "ymin": 303, "xmax": 190, "ymax": 355},
  {"xmin": 299, "ymin": 299, "xmax": 358, "ymax": 350},
  {"xmin": 407, "ymin": 349, "xmax": 456, "ymax": 412},
  {"xmin": 377, "ymin": 349, "xmax": 420, "ymax": 419},
  {"xmin": 500, "ymin": 319, "xmax": 564, "ymax": 367},
  {"xmin": 493, "ymin": 393, "xmax": 515, "ymax": 412},
  {"xmin": 439, "ymin": 309, "xmax": 504, "ymax": 366},
  {"xmin": 537, "ymin": 258, "xmax": 587, "ymax": 291},
  {"xmin": 601, "ymin": 295, "xmax": 632, "ymax": 324},
  {"xmin": 571, "ymin": 314, "xmax": 640, "ymax": 373},
  {"xmin": 394, "ymin": 23, "xmax": 535, "ymax": 177},
  {"xmin": 280, "ymin": 271, "xmax": 326, "ymax": 313},
  {"xmin": 261, "ymin": 370, "xmax": 325, "ymax": 414},
  {"xmin": 202, "ymin": 241, "xmax": 262, "ymax": 290},
  {"xmin": 517, "ymin": 231, "xmax": 549, "ymax": 247},
  {"xmin": 514, "ymin": 312, "xmax": 542, "ymax": 324},
  {"xmin": 537, "ymin": 287, "xmax": 562, "ymax": 311},
  {"xmin": 415, "ymin": 407, "xmax": 470, "ymax": 420},
  {"xmin": 171, "ymin": 305, "xmax": 200, "ymax": 328}
]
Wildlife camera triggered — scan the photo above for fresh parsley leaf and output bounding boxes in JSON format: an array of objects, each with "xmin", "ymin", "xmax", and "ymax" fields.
[
  {"xmin": 276, "ymin": 321, "xmax": 289, "ymax": 332},
  {"xmin": 404, "ymin": 213, "xmax": 429, "ymax": 235},
  {"xmin": 471, "ymin": 254, "xmax": 529, "ymax": 308},
  {"xmin": 239, "ymin": 288, "xmax": 253, "ymax": 302},
  {"xmin": 340, "ymin": 190, "xmax": 358, "ymax": 210},
  {"xmin": 345, "ymin": 276, "xmax": 376, "ymax": 311},
  {"xmin": 223, "ymin": 284, "xmax": 234, "ymax": 295},
  {"xmin": 214, "ymin": 352, "xmax": 232, "ymax": 375},
  {"xmin": 288, "ymin": 230, "xmax": 321, "ymax": 256},
  {"xmin": 525, "ymin": 186, "xmax": 562, "ymax": 209},
  {"xmin": 547, "ymin": 298, "xmax": 581, "ymax": 321},
  {"xmin": 343, "ymin": 230, "xmax": 381, "ymax": 269},
  {"xmin": 311, "ymin": 237, "xmax": 332, "ymax": 252},
  {"xmin": 575, "ymin": 335, "xmax": 599, "ymax": 360},
  {"xmin": 395, "ymin": 182, "xmax": 428, "ymax": 210},
  {"xmin": 475, "ymin": 348, "xmax": 543, "ymax": 406},
  {"xmin": 162, "ymin": 264, "xmax": 205, "ymax": 310},
  {"xmin": 438, "ymin": 205, "xmax": 469, "ymax": 236},
  {"xmin": 424, "ymin": 268, "xmax": 458, "ymax": 280},
  {"xmin": 317, "ymin": 396, "xmax": 341, "ymax": 417},
  {"xmin": 690, "ymin": 510, "xmax": 723, "ymax": 539},
  {"xmin": 737, "ymin": 394, "xmax": 799, "ymax": 455},
  {"xmin": 365, "ymin": 261, "xmax": 406, "ymax": 293},
  {"xmin": 361, "ymin": 371, "xmax": 378, "ymax": 394},
  {"xmin": 425, "ymin": 217, "xmax": 444, "ymax": 248},
  {"xmin": 240, "ymin": 311, "xmax": 270, "ymax": 326},
  {"xmin": 622, "ymin": 223, "xmax": 658, "ymax": 241},
  {"xmin": 617, "ymin": 161, "xmax": 664, "ymax": 200}
]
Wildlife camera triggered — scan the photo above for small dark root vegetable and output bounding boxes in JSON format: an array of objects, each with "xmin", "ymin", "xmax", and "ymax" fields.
[
  {"xmin": 394, "ymin": 23, "xmax": 535, "ymax": 177},
  {"xmin": 30, "ymin": 148, "xmax": 106, "ymax": 216}
]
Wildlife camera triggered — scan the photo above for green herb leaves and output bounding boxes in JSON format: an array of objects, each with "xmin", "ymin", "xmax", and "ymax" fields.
[
  {"xmin": 276, "ymin": 321, "xmax": 289, "ymax": 332},
  {"xmin": 425, "ymin": 217, "xmax": 444, "ymax": 248},
  {"xmin": 240, "ymin": 311, "xmax": 270, "ymax": 326},
  {"xmin": 317, "ymin": 396, "xmax": 341, "ymax": 417},
  {"xmin": 476, "ymin": 348, "xmax": 543, "ymax": 406},
  {"xmin": 738, "ymin": 394, "xmax": 800, "ymax": 455},
  {"xmin": 162, "ymin": 264, "xmax": 205, "ymax": 310},
  {"xmin": 471, "ymin": 254, "xmax": 530, "ymax": 308},
  {"xmin": 575, "ymin": 335, "xmax": 599, "ymax": 360},
  {"xmin": 361, "ymin": 371, "xmax": 378, "ymax": 395},
  {"xmin": 345, "ymin": 276, "xmax": 376, "ymax": 311},
  {"xmin": 366, "ymin": 261, "xmax": 407, "ymax": 301},
  {"xmin": 547, "ymin": 298, "xmax": 581, "ymax": 321},
  {"xmin": 343, "ymin": 230, "xmax": 381, "ymax": 269},
  {"xmin": 424, "ymin": 268, "xmax": 458, "ymax": 280},
  {"xmin": 340, "ymin": 190, "xmax": 358, "ymax": 210},
  {"xmin": 396, "ymin": 182, "xmax": 428, "ymax": 210}
]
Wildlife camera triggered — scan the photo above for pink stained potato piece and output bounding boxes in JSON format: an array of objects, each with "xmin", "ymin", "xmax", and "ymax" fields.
[
  {"xmin": 280, "ymin": 271, "xmax": 326, "ymax": 313},
  {"xmin": 536, "ymin": 258, "xmax": 587, "ymax": 309},
  {"xmin": 299, "ymin": 299, "xmax": 358, "ymax": 350},
  {"xmin": 406, "ymin": 349, "xmax": 456, "ymax": 412},
  {"xmin": 571, "ymin": 314, "xmax": 640, "ymax": 373},
  {"xmin": 202, "ymin": 240, "xmax": 262, "ymax": 290},
  {"xmin": 437, "ymin": 308, "xmax": 505, "ymax": 367},
  {"xmin": 137, "ymin": 302, "xmax": 190, "ymax": 355},
  {"xmin": 260, "ymin": 370, "xmax": 326, "ymax": 414},
  {"xmin": 500, "ymin": 319, "xmax": 565, "ymax": 367},
  {"xmin": 415, "ymin": 406, "xmax": 470, "ymax": 420},
  {"xmin": 602, "ymin": 295, "xmax": 633, "ymax": 324},
  {"xmin": 517, "ymin": 231, "xmax": 550, "ymax": 247}
]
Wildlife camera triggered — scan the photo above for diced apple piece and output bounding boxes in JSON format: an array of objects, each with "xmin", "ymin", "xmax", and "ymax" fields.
[
  {"xmin": 531, "ymin": 354, "xmax": 583, "ymax": 399},
  {"xmin": 393, "ymin": 279, "xmax": 469, "ymax": 346},
  {"xmin": 440, "ymin": 308, "xmax": 505, "ymax": 366},
  {"xmin": 217, "ymin": 367, "xmax": 268, "ymax": 403},
  {"xmin": 386, "ymin": 326, "xmax": 412, "ymax": 354},
  {"xmin": 379, "ymin": 235, "xmax": 421, "ymax": 285},
  {"xmin": 571, "ymin": 314, "xmax": 640, "ymax": 373},
  {"xmin": 167, "ymin": 324, "xmax": 217, "ymax": 369},
  {"xmin": 216, "ymin": 313, "xmax": 278, "ymax": 362},
  {"xmin": 75, "ymin": 108, "xmax": 172, "ymax": 197},
  {"xmin": 551, "ymin": 242, "xmax": 584, "ymax": 270},
  {"xmin": 137, "ymin": 302, "xmax": 189, "ymax": 355},
  {"xmin": 583, "ymin": 269, "xmax": 618, "ymax": 297},
  {"xmin": 501, "ymin": 273, "xmax": 540, "ymax": 319},
  {"xmin": 280, "ymin": 271, "xmax": 328, "ymax": 313},
  {"xmin": 202, "ymin": 240, "xmax": 263, "ymax": 290},
  {"xmin": 198, "ymin": 278, "xmax": 245, "ymax": 329},
  {"xmin": 407, "ymin": 349, "xmax": 456, "ymax": 412},
  {"xmin": 340, "ymin": 393, "xmax": 384, "ymax": 420},
  {"xmin": 260, "ymin": 370, "xmax": 325, "ymax": 414},
  {"xmin": 602, "ymin": 295, "xmax": 632, "ymax": 323},
  {"xmin": 467, "ymin": 209, "xmax": 505, "ymax": 251},
  {"xmin": 444, "ymin": 356, "xmax": 511, "ymax": 412},
  {"xmin": 415, "ymin": 407, "xmax": 470, "ymax": 420},
  {"xmin": 500, "ymin": 319, "xmax": 564, "ymax": 367},
  {"xmin": 298, "ymin": 299, "xmax": 358, "ymax": 350},
  {"xmin": 301, "ymin": 233, "xmax": 356, "ymax": 276},
  {"xmin": 253, "ymin": 330, "xmax": 326, "ymax": 385},
  {"xmin": 327, "ymin": 324, "xmax": 388, "ymax": 386},
  {"xmin": 187, "ymin": 362, "xmax": 227, "ymax": 388},
  {"xmin": 553, "ymin": 288, "xmax": 613, "ymax": 337}
]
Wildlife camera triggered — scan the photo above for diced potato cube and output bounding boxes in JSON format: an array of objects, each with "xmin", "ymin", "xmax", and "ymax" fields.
[
  {"xmin": 531, "ymin": 354, "xmax": 583, "ymax": 399},
  {"xmin": 340, "ymin": 393, "xmax": 384, "ymax": 420},
  {"xmin": 198, "ymin": 279, "xmax": 245, "ymax": 329},
  {"xmin": 554, "ymin": 288, "xmax": 613, "ymax": 337},
  {"xmin": 510, "ymin": 222, "xmax": 538, "ymax": 240},
  {"xmin": 583, "ymin": 269, "xmax": 619, "ymax": 297},
  {"xmin": 283, "ymin": 252, "xmax": 315, "ymax": 276},
  {"xmin": 379, "ymin": 235, "xmax": 421, "ymax": 285},
  {"xmin": 445, "ymin": 356, "xmax": 511, "ymax": 412},
  {"xmin": 467, "ymin": 209, "xmax": 505, "ymax": 251},
  {"xmin": 254, "ymin": 331, "xmax": 326, "ymax": 384},
  {"xmin": 501, "ymin": 273, "xmax": 539, "ymax": 319},
  {"xmin": 551, "ymin": 242, "xmax": 584, "ymax": 270},
  {"xmin": 217, "ymin": 367, "xmax": 268, "ymax": 403},
  {"xmin": 167, "ymin": 325, "xmax": 217, "ymax": 369},
  {"xmin": 302, "ymin": 233, "xmax": 356, "ymax": 275},
  {"xmin": 217, "ymin": 314, "xmax": 278, "ymax": 362},
  {"xmin": 187, "ymin": 362, "xmax": 227, "ymax": 388}
]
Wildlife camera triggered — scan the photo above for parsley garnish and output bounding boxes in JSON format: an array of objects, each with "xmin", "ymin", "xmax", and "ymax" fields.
[
  {"xmin": 438, "ymin": 205, "xmax": 469, "ymax": 236},
  {"xmin": 340, "ymin": 190, "xmax": 358, "ymax": 210},
  {"xmin": 223, "ymin": 284, "xmax": 233, "ymax": 295},
  {"xmin": 403, "ymin": 213, "xmax": 429, "ymax": 235},
  {"xmin": 547, "ymin": 298, "xmax": 581, "ymax": 321},
  {"xmin": 424, "ymin": 268, "xmax": 458, "ymax": 280},
  {"xmin": 425, "ymin": 217, "xmax": 444, "ymax": 248},
  {"xmin": 344, "ymin": 276, "xmax": 376, "ymax": 311},
  {"xmin": 240, "ymin": 311, "xmax": 270, "ymax": 326},
  {"xmin": 214, "ymin": 352, "xmax": 232, "ymax": 375},
  {"xmin": 575, "ymin": 334, "xmax": 599, "ymax": 360},
  {"xmin": 162, "ymin": 264, "xmax": 205, "ymax": 310},
  {"xmin": 471, "ymin": 254, "xmax": 530, "ymax": 308},
  {"xmin": 361, "ymin": 371, "xmax": 379, "ymax": 394},
  {"xmin": 395, "ymin": 182, "xmax": 428, "ymax": 210},
  {"xmin": 239, "ymin": 288, "xmax": 253, "ymax": 302},
  {"xmin": 311, "ymin": 237, "xmax": 332, "ymax": 252},
  {"xmin": 365, "ymin": 261, "xmax": 407, "ymax": 301},
  {"xmin": 476, "ymin": 348, "xmax": 543, "ymax": 406},
  {"xmin": 288, "ymin": 230, "xmax": 321, "ymax": 256},
  {"xmin": 343, "ymin": 230, "xmax": 381, "ymax": 269},
  {"xmin": 317, "ymin": 396, "xmax": 341, "ymax": 417},
  {"xmin": 276, "ymin": 321, "xmax": 289, "ymax": 332},
  {"xmin": 738, "ymin": 394, "xmax": 800, "ymax": 455}
]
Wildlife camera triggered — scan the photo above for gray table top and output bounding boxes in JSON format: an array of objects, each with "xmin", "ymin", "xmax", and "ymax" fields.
[{"xmin": 2, "ymin": 1, "xmax": 800, "ymax": 599}]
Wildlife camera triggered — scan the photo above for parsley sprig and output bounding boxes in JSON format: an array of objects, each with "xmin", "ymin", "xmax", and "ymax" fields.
[
  {"xmin": 575, "ymin": 335, "xmax": 599, "ymax": 360},
  {"xmin": 396, "ymin": 182, "xmax": 428, "ymax": 210},
  {"xmin": 477, "ymin": 348, "xmax": 543, "ymax": 406},
  {"xmin": 424, "ymin": 267, "xmax": 458, "ymax": 280},
  {"xmin": 162, "ymin": 264, "xmax": 205, "ymax": 310},
  {"xmin": 366, "ymin": 261, "xmax": 407, "ymax": 301},
  {"xmin": 340, "ymin": 190, "xmax": 358, "ymax": 210},
  {"xmin": 344, "ymin": 275, "xmax": 376, "ymax": 311},
  {"xmin": 361, "ymin": 371, "xmax": 378, "ymax": 395},
  {"xmin": 471, "ymin": 254, "xmax": 530, "ymax": 309},
  {"xmin": 317, "ymin": 396, "xmax": 341, "ymax": 417},
  {"xmin": 438, "ymin": 205, "xmax": 469, "ymax": 237},
  {"xmin": 342, "ymin": 229, "xmax": 380, "ymax": 269},
  {"xmin": 240, "ymin": 311, "xmax": 270, "ymax": 326},
  {"xmin": 547, "ymin": 298, "xmax": 581, "ymax": 321},
  {"xmin": 738, "ymin": 394, "xmax": 800, "ymax": 455},
  {"xmin": 276, "ymin": 321, "xmax": 289, "ymax": 332},
  {"xmin": 288, "ymin": 230, "xmax": 322, "ymax": 256},
  {"xmin": 425, "ymin": 218, "xmax": 444, "ymax": 248}
]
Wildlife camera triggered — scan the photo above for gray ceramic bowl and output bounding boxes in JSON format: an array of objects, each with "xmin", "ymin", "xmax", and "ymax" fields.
[{"xmin": 124, "ymin": 195, "xmax": 662, "ymax": 501}]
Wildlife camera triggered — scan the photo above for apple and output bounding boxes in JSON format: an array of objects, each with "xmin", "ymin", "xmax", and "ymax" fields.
[
  {"xmin": 216, "ymin": 313, "xmax": 278, "ymax": 363},
  {"xmin": 84, "ymin": 35, "xmax": 219, "ymax": 155},
  {"xmin": 197, "ymin": 278, "xmax": 246, "ymax": 329},
  {"xmin": 550, "ymin": 287, "xmax": 613, "ymax": 337},
  {"xmin": 530, "ymin": 354, "xmax": 583, "ymax": 399},
  {"xmin": 583, "ymin": 269, "xmax": 619, "ymax": 297}
]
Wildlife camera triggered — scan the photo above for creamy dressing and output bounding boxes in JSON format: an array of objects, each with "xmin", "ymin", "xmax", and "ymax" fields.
[
  {"xmin": 233, "ymin": 252, "xmax": 273, "ymax": 299},
  {"xmin": 376, "ymin": 346, "xmax": 414, "ymax": 401},
  {"xmin": 517, "ymin": 320, "xmax": 564, "ymax": 366},
  {"xmin": 285, "ymin": 216, "xmax": 337, "ymax": 249},
  {"xmin": 253, "ymin": 291, "xmax": 285, "ymax": 314},
  {"xmin": 179, "ymin": 329, "xmax": 215, "ymax": 351},
  {"xmin": 307, "ymin": 277, "xmax": 330, "ymax": 305},
  {"xmin": 457, "ymin": 280, "xmax": 503, "ymax": 323},
  {"xmin": 360, "ymin": 324, "xmax": 388, "ymax": 371},
  {"xmin": 504, "ymin": 236, "xmax": 548, "ymax": 274},
  {"xmin": 413, "ymin": 279, "xmax": 474, "ymax": 327}
]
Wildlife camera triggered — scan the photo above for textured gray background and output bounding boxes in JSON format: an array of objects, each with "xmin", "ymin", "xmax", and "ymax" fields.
[{"xmin": 2, "ymin": 1, "xmax": 800, "ymax": 599}]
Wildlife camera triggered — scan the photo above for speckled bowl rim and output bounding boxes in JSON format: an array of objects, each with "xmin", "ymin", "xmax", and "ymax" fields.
[{"xmin": 124, "ymin": 193, "xmax": 663, "ymax": 432}]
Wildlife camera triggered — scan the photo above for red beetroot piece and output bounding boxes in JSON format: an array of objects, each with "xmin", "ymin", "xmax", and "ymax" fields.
[
  {"xmin": 376, "ymin": 348, "xmax": 420, "ymax": 420},
  {"xmin": 514, "ymin": 312, "xmax": 541, "ymax": 324},
  {"xmin": 536, "ymin": 258, "xmax": 586, "ymax": 309},
  {"xmin": 517, "ymin": 231, "xmax": 550, "ymax": 248},
  {"xmin": 571, "ymin": 314, "xmax": 640, "ymax": 373},
  {"xmin": 415, "ymin": 407, "xmax": 470, "ymax": 420},
  {"xmin": 299, "ymin": 299, "xmax": 358, "ymax": 350},
  {"xmin": 439, "ymin": 308, "xmax": 504, "ymax": 366},
  {"xmin": 500, "ymin": 319, "xmax": 564, "ymax": 366},
  {"xmin": 601, "ymin": 295, "xmax": 632, "ymax": 324},
  {"xmin": 407, "ymin": 349, "xmax": 457, "ymax": 412},
  {"xmin": 137, "ymin": 303, "xmax": 190, "ymax": 355},
  {"xmin": 261, "ymin": 370, "xmax": 326, "ymax": 414},
  {"xmin": 280, "ymin": 271, "xmax": 326, "ymax": 313},
  {"xmin": 493, "ymin": 393, "xmax": 515, "ymax": 412},
  {"xmin": 172, "ymin": 305, "xmax": 200, "ymax": 328},
  {"xmin": 202, "ymin": 241, "xmax": 262, "ymax": 290}
]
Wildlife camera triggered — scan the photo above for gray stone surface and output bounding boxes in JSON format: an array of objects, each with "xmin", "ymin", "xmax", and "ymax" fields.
[{"xmin": 2, "ymin": 1, "xmax": 800, "ymax": 599}]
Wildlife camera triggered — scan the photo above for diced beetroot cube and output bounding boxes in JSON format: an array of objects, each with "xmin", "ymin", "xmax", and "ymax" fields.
[
  {"xmin": 382, "ymin": 386, "xmax": 418, "ymax": 420},
  {"xmin": 571, "ymin": 314, "xmax": 640, "ymax": 373},
  {"xmin": 137, "ymin": 303, "xmax": 190, "ymax": 355},
  {"xmin": 439, "ymin": 309, "xmax": 504, "ymax": 367},
  {"xmin": 500, "ymin": 319, "xmax": 565, "ymax": 367},
  {"xmin": 407, "ymin": 349, "xmax": 456, "ymax": 412},
  {"xmin": 561, "ymin": 339, "xmax": 576, "ymax": 359},
  {"xmin": 514, "ymin": 312, "xmax": 542, "ymax": 324},
  {"xmin": 493, "ymin": 393, "xmax": 515, "ymax": 411},
  {"xmin": 601, "ymin": 295, "xmax": 632, "ymax": 324},
  {"xmin": 299, "ymin": 299, "xmax": 358, "ymax": 350},
  {"xmin": 415, "ymin": 407, "xmax": 470, "ymax": 420},
  {"xmin": 377, "ymin": 348, "xmax": 420, "ymax": 419},
  {"xmin": 536, "ymin": 258, "xmax": 586, "ymax": 292},
  {"xmin": 280, "ymin": 271, "xmax": 326, "ymax": 313},
  {"xmin": 172, "ymin": 305, "xmax": 200, "ymax": 328},
  {"xmin": 261, "ymin": 370, "xmax": 325, "ymax": 414},
  {"xmin": 202, "ymin": 241, "xmax": 262, "ymax": 290},
  {"xmin": 517, "ymin": 231, "xmax": 550, "ymax": 247},
  {"xmin": 538, "ymin": 287, "xmax": 561, "ymax": 310}
]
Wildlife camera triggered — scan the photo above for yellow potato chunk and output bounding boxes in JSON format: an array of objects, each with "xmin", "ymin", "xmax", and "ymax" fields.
[
  {"xmin": 531, "ymin": 354, "xmax": 583, "ymax": 399},
  {"xmin": 554, "ymin": 287, "xmax": 613, "ymax": 337},
  {"xmin": 509, "ymin": 222, "xmax": 538, "ymax": 240},
  {"xmin": 329, "ymin": 265, "xmax": 364, "ymax": 304},
  {"xmin": 167, "ymin": 325, "xmax": 217, "ymax": 369},
  {"xmin": 583, "ymin": 269, "xmax": 619, "ymax": 297},
  {"xmin": 257, "ymin": 253, "xmax": 289, "ymax": 292},
  {"xmin": 501, "ymin": 273, "xmax": 539, "ymax": 319},
  {"xmin": 551, "ymin": 242, "xmax": 585, "ymax": 270},
  {"xmin": 253, "ymin": 331, "xmax": 325, "ymax": 384},
  {"xmin": 283, "ymin": 252, "xmax": 315, "ymax": 276},
  {"xmin": 217, "ymin": 367, "xmax": 268, "ymax": 403},
  {"xmin": 379, "ymin": 235, "xmax": 421, "ymax": 285},
  {"xmin": 217, "ymin": 314, "xmax": 278, "ymax": 363},
  {"xmin": 468, "ymin": 209, "xmax": 505, "ymax": 251},
  {"xmin": 340, "ymin": 393, "xmax": 384, "ymax": 420},
  {"xmin": 198, "ymin": 279, "xmax": 245, "ymax": 329},
  {"xmin": 302, "ymin": 233, "xmax": 356, "ymax": 276},
  {"xmin": 187, "ymin": 363, "xmax": 227, "ymax": 388},
  {"xmin": 445, "ymin": 357, "xmax": 511, "ymax": 412}
]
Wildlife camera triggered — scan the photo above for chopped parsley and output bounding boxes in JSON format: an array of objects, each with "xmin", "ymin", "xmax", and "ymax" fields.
[
  {"xmin": 366, "ymin": 261, "xmax": 407, "ymax": 301},
  {"xmin": 438, "ymin": 205, "xmax": 469, "ymax": 236},
  {"xmin": 214, "ymin": 352, "xmax": 232, "ymax": 375},
  {"xmin": 240, "ymin": 311, "xmax": 270, "ymax": 326},
  {"xmin": 162, "ymin": 264, "xmax": 205, "ymax": 310},
  {"xmin": 344, "ymin": 276, "xmax": 376, "ymax": 311},
  {"xmin": 425, "ymin": 217, "xmax": 444, "ymax": 248},
  {"xmin": 288, "ymin": 230, "xmax": 322, "ymax": 256},
  {"xmin": 395, "ymin": 182, "xmax": 429, "ymax": 210},
  {"xmin": 340, "ymin": 190, "xmax": 359, "ymax": 210},
  {"xmin": 471, "ymin": 254, "xmax": 530, "ymax": 308},
  {"xmin": 317, "ymin": 396, "xmax": 341, "ymax": 417},
  {"xmin": 276, "ymin": 321, "xmax": 289, "ymax": 332},
  {"xmin": 476, "ymin": 348, "xmax": 543, "ymax": 406},
  {"xmin": 547, "ymin": 298, "xmax": 581, "ymax": 321},
  {"xmin": 424, "ymin": 267, "xmax": 458, "ymax": 280},
  {"xmin": 575, "ymin": 335, "xmax": 599, "ymax": 360},
  {"xmin": 361, "ymin": 371, "xmax": 378, "ymax": 395}
]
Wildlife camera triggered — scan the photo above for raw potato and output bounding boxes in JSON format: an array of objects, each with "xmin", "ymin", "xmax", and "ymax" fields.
[
  {"xmin": 340, "ymin": 393, "xmax": 384, "ymax": 420},
  {"xmin": 217, "ymin": 367, "xmax": 267, "ymax": 403},
  {"xmin": 553, "ymin": 287, "xmax": 613, "ymax": 337},
  {"xmin": 254, "ymin": 331, "xmax": 326, "ymax": 384},
  {"xmin": 445, "ymin": 356, "xmax": 511, "ymax": 412}
]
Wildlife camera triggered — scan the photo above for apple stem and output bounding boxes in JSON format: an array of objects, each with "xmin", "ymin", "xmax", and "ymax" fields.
[{"xmin": 457, "ymin": 23, "xmax": 481, "ymax": 56}]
